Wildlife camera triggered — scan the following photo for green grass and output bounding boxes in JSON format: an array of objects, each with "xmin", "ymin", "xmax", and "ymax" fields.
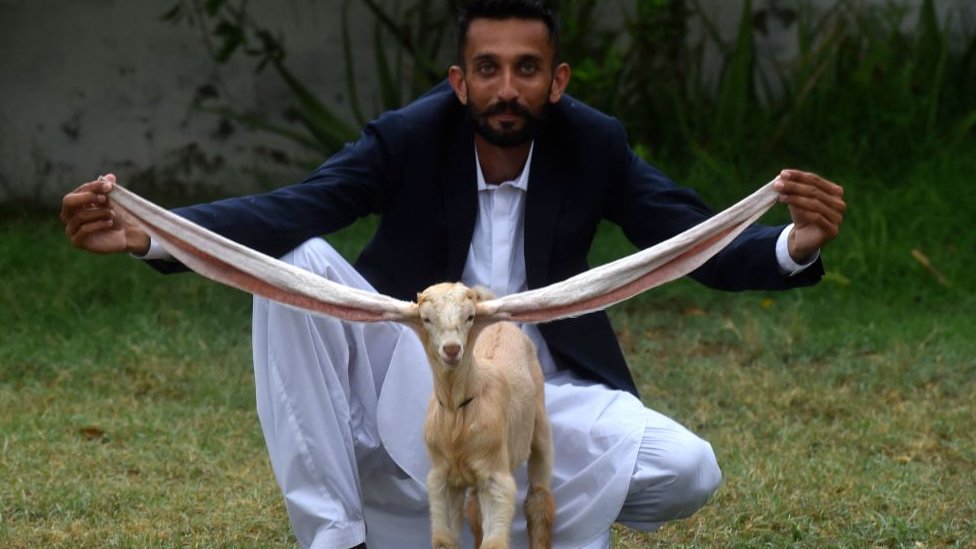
[
  {"xmin": 2, "ymin": 156, "xmax": 975, "ymax": 547},
  {"xmin": 608, "ymin": 286, "xmax": 975, "ymax": 548},
  {"xmin": 0, "ymin": 214, "xmax": 290, "ymax": 547}
]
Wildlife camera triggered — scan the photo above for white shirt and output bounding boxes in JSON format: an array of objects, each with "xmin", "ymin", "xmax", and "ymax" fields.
[{"xmin": 458, "ymin": 143, "xmax": 562, "ymax": 374}]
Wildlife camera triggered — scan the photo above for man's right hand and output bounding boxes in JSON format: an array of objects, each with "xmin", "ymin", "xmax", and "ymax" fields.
[{"xmin": 60, "ymin": 174, "xmax": 150, "ymax": 255}]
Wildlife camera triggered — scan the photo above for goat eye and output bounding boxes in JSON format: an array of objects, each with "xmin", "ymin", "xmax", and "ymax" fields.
[
  {"xmin": 422, "ymin": 317, "xmax": 431, "ymax": 324},
  {"xmin": 466, "ymin": 314, "xmax": 474, "ymax": 322}
]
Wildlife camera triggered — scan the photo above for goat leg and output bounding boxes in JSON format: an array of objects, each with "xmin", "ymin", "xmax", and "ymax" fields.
[
  {"xmin": 524, "ymin": 486, "xmax": 555, "ymax": 549},
  {"xmin": 428, "ymin": 467, "xmax": 464, "ymax": 549},
  {"xmin": 477, "ymin": 472, "xmax": 517, "ymax": 549},
  {"xmin": 524, "ymin": 385, "xmax": 555, "ymax": 548}
]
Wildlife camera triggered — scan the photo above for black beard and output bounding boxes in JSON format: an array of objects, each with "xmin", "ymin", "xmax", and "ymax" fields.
[{"xmin": 469, "ymin": 99, "xmax": 548, "ymax": 148}]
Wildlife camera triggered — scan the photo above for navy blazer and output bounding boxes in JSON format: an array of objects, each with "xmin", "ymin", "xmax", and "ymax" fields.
[{"xmin": 151, "ymin": 82, "xmax": 823, "ymax": 396}]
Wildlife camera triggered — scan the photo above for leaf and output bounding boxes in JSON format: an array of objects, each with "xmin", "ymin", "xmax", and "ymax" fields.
[
  {"xmin": 204, "ymin": 0, "xmax": 230, "ymax": 17},
  {"xmin": 949, "ymin": 110, "xmax": 976, "ymax": 145},
  {"xmin": 822, "ymin": 271, "xmax": 851, "ymax": 287},
  {"xmin": 160, "ymin": 3, "xmax": 185, "ymax": 23},
  {"xmin": 911, "ymin": 249, "xmax": 950, "ymax": 287},
  {"xmin": 271, "ymin": 59, "xmax": 354, "ymax": 136},
  {"xmin": 373, "ymin": 18, "xmax": 401, "ymax": 112},
  {"xmin": 213, "ymin": 19, "xmax": 245, "ymax": 63},
  {"xmin": 199, "ymin": 106, "xmax": 323, "ymax": 152},
  {"xmin": 79, "ymin": 426, "xmax": 107, "ymax": 442}
]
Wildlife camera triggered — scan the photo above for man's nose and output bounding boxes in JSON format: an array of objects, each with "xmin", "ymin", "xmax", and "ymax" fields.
[{"xmin": 497, "ymin": 69, "xmax": 519, "ymax": 101}]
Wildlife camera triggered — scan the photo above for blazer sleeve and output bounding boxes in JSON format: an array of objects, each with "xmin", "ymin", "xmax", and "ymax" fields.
[
  {"xmin": 602, "ymin": 120, "xmax": 823, "ymax": 291},
  {"xmin": 145, "ymin": 122, "xmax": 395, "ymax": 274}
]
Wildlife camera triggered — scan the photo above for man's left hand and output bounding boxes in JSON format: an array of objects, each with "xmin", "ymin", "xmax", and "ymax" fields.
[{"xmin": 773, "ymin": 170, "xmax": 846, "ymax": 262}]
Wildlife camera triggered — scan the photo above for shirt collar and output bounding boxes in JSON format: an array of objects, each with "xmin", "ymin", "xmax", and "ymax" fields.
[{"xmin": 475, "ymin": 141, "xmax": 534, "ymax": 192}]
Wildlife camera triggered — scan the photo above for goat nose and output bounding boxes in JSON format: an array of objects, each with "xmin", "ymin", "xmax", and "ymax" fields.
[{"xmin": 443, "ymin": 343, "xmax": 461, "ymax": 359}]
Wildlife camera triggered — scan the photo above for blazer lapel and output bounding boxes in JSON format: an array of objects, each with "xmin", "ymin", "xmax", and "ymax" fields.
[
  {"xmin": 441, "ymin": 119, "xmax": 478, "ymax": 281},
  {"xmin": 524, "ymin": 133, "xmax": 567, "ymax": 289}
]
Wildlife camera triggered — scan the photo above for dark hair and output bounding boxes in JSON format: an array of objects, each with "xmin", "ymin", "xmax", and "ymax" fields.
[{"xmin": 456, "ymin": 0, "xmax": 560, "ymax": 65}]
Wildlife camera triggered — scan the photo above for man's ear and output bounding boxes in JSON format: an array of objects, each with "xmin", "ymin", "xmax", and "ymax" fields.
[
  {"xmin": 448, "ymin": 65, "xmax": 468, "ymax": 105},
  {"xmin": 549, "ymin": 62, "xmax": 571, "ymax": 103}
]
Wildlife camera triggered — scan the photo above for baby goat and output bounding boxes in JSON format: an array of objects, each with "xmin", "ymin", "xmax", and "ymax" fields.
[{"xmin": 415, "ymin": 283, "xmax": 554, "ymax": 549}]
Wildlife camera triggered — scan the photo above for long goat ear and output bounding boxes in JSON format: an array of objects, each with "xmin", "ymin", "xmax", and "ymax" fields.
[
  {"xmin": 476, "ymin": 179, "xmax": 781, "ymax": 323},
  {"xmin": 107, "ymin": 181, "xmax": 417, "ymax": 324}
]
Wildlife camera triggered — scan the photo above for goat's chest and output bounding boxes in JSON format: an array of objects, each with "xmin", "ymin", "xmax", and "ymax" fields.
[{"xmin": 424, "ymin": 405, "xmax": 504, "ymax": 487}]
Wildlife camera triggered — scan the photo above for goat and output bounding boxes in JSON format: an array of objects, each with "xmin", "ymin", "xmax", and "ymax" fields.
[
  {"xmin": 416, "ymin": 283, "xmax": 553, "ymax": 549},
  {"xmin": 104, "ymin": 176, "xmax": 781, "ymax": 548}
]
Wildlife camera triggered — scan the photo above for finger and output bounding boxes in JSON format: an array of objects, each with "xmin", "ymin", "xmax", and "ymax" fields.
[
  {"xmin": 64, "ymin": 208, "xmax": 115, "ymax": 238},
  {"xmin": 790, "ymin": 201, "xmax": 844, "ymax": 242},
  {"xmin": 787, "ymin": 193, "xmax": 846, "ymax": 227},
  {"xmin": 69, "ymin": 177, "xmax": 115, "ymax": 196},
  {"xmin": 61, "ymin": 182, "xmax": 113, "ymax": 220},
  {"xmin": 61, "ymin": 191, "xmax": 103, "ymax": 222},
  {"xmin": 61, "ymin": 178, "xmax": 116, "ymax": 223},
  {"xmin": 69, "ymin": 218, "xmax": 116, "ymax": 249},
  {"xmin": 784, "ymin": 181, "xmax": 847, "ymax": 210},
  {"xmin": 776, "ymin": 172, "xmax": 846, "ymax": 217},
  {"xmin": 777, "ymin": 170, "xmax": 844, "ymax": 199}
]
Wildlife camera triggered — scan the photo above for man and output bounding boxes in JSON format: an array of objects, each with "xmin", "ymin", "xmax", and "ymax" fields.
[{"xmin": 61, "ymin": 1, "xmax": 846, "ymax": 547}]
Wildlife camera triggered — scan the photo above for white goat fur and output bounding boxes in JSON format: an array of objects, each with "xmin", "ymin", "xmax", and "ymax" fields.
[{"xmin": 416, "ymin": 283, "xmax": 554, "ymax": 549}]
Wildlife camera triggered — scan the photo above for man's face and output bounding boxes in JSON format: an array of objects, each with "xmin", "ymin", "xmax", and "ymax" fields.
[{"xmin": 450, "ymin": 18, "xmax": 568, "ymax": 148}]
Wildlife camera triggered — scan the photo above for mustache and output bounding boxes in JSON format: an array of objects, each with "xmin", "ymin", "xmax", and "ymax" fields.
[{"xmin": 481, "ymin": 100, "xmax": 532, "ymax": 118}]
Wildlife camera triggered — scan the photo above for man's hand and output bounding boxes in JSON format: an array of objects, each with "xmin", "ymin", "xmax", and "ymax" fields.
[
  {"xmin": 773, "ymin": 170, "xmax": 846, "ymax": 262},
  {"xmin": 60, "ymin": 174, "xmax": 150, "ymax": 255}
]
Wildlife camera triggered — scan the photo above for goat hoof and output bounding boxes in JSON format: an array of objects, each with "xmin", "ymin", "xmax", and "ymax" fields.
[{"xmin": 431, "ymin": 531, "xmax": 460, "ymax": 549}]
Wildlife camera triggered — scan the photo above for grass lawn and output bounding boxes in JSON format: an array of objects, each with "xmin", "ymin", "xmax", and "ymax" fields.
[{"xmin": 2, "ymin": 165, "xmax": 974, "ymax": 547}]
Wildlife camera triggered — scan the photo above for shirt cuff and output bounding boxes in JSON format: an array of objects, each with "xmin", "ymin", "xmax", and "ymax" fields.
[
  {"xmin": 776, "ymin": 224, "xmax": 819, "ymax": 276},
  {"xmin": 130, "ymin": 237, "xmax": 175, "ymax": 261}
]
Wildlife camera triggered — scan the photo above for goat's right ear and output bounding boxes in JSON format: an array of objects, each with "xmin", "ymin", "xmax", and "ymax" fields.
[
  {"xmin": 389, "ymin": 302, "xmax": 423, "ymax": 330},
  {"xmin": 470, "ymin": 285, "xmax": 494, "ymax": 302}
]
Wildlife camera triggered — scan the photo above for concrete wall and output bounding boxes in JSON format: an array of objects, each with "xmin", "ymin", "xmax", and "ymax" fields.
[
  {"xmin": 0, "ymin": 0, "xmax": 387, "ymax": 206},
  {"xmin": 1, "ymin": 0, "xmax": 972, "ymax": 207}
]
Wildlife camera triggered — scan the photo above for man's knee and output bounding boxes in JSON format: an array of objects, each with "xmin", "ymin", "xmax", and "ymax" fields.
[
  {"xmin": 664, "ymin": 436, "xmax": 722, "ymax": 513},
  {"xmin": 619, "ymin": 432, "xmax": 723, "ymax": 527}
]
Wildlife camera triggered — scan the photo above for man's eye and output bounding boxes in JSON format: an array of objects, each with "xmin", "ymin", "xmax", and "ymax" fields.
[
  {"xmin": 519, "ymin": 63, "xmax": 538, "ymax": 74},
  {"xmin": 477, "ymin": 64, "xmax": 495, "ymax": 75}
]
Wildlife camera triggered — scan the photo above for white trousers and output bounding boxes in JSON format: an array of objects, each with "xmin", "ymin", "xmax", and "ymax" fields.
[{"xmin": 251, "ymin": 239, "xmax": 722, "ymax": 549}]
